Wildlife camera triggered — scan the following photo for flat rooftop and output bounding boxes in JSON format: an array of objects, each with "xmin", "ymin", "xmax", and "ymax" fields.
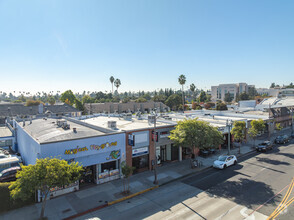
[
  {"xmin": 0, "ymin": 127, "xmax": 13, "ymax": 137},
  {"xmin": 83, "ymin": 116, "xmax": 175, "ymax": 131},
  {"xmin": 19, "ymin": 118, "xmax": 109, "ymax": 144}
]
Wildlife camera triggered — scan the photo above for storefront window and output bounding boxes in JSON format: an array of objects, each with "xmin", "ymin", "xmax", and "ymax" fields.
[
  {"xmin": 101, "ymin": 160, "xmax": 117, "ymax": 172},
  {"xmin": 133, "ymin": 155, "xmax": 149, "ymax": 172}
]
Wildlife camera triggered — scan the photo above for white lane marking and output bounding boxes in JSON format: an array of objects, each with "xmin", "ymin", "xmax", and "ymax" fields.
[
  {"xmin": 240, "ymin": 207, "xmax": 256, "ymax": 220},
  {"xmin": 214, "ymin": 204, "xmax": 240, "ymax": 220}
]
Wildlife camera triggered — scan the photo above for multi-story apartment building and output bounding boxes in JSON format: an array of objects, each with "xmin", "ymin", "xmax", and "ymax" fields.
[{"xmin": 211, "ymin": 83, "xmax": 254, "ymax": 102}]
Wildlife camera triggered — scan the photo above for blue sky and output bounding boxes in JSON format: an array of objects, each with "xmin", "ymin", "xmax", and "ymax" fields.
[{"xmin": 0, "ymin": 0, "xmax": 293, "ymax": 94}]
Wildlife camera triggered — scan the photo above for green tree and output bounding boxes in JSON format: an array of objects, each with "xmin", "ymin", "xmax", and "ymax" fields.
[
  {"xmin": 82, "ymin": 95, "xmax": 94, "ymax": 104},
  {"xmin": 239, "ymin": 92, "xmax": 250, "ymax": 101},
  {"xmin": 74, "ymin": 99, "xmax": 84, "ymax": 111},
  {"xmin": 190, "ymin": 83, "xmax": 196, "ymax": 101},
  {"xmin": 224, "ymin": 92, "xmax": 233, "ymax": 103},
  {"xmin": 60, "ymin": 90, "xmax": 76, "ymax": 106},
  {"xmin": 26, "ymin": 100, "xmax": 43, "ymax": 106},
  {"xmin": 121, "ymin": 161, "xmax": 135, "ymax": 194},
  {"xmin": 216, "ymin": 102, "xmax": 228, "ymax": 110},
  {"xmin": 169, "ymin": 118, "xmax": 223, "ymax": 168},
  {"xmin": 114, "ymin": 79, "xmax": 121, "ymax": 93},
  {"xmin": 135, "ymin": 97, "xmax": 147, "ymax": 103},
  {"xmin": 270, "ymin": 83, "xmax": 276, "ymax": 88},
  {"xmin": 198, "ymin": 91, "xmax": 206, "ymax": 103},
  {"xmin": 248, "ymin": 87, "xmax": 258, "ymax": 98},
  {"xmin": 231, "ymin": 121, "xmax": 246, "ymax": 154},
  {"xmin": 248, "ymin": 119, "xmax": 265, "ymax": 147},
  {"xmin": 47, "ymin": 96, "xmax": 56, "ymax": 105},
  {"xmin": 9, "ymin": 158, "xmax": 83, "ymax": 220},
  {"xmin": 178, "ymin": 74, "xmax": 186, "ymax": 112},
  {"xmin": 275, "ymin": 123, "xmax": 282, "ymax": 131},
  {"xmin": 165, "ymin": 94, "xmax": 182, "ymax": 111},
  {"xmin": 110, "ymin": 76, "xmax": 115, "ymax": 94},
  {"xmin": 152, "ymin": 94, "xmax": 166, "ymax": 102}
]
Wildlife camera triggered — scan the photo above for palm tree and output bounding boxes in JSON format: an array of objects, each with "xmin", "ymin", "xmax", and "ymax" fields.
[
  {"xmin": 114, "ymin": 79, "xmax": 121, "ymax": 93},
  {"xmin": 190, "ymin": 83, "xmax": 196, "ymax": 101},
  {"xmin": 110, "ymin": 76, "xmax": 115, "ymax": 94},
  {"xmin": 178, "ymin": 74, "xmax": 186, "ymax": 112}
]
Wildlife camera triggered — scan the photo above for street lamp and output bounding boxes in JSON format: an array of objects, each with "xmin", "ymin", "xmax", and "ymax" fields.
[
  {"xmin": 291, "ymin": 109, "xmax": 294, "ymax": 136},
  {"xmin": 152, "ymin": 108, "xmax": 158, "ymax": 185},
  {"xmin": 226, "ymin": 119, "xmax": 233, "ymax": 155}
]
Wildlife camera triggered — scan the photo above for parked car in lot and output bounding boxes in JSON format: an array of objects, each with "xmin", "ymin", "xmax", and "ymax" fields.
[
  {"xmin": 0, "ymin": 166, "xmax": 21, "ymax": 182},
  {"xmin": 213, "ymin": 155, "xmax": 237, "ymax": 169},
  {"xmin": 256, "ymin": 141, "xmax": 273, "ymax": 152},
  {"xmin": 275, "ymin": 135, "xmax": 290, "ymax": 144}
]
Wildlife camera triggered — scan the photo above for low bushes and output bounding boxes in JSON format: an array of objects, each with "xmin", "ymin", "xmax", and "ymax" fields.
[{"xmin": 0, "ymin": 182, "xmax": 34, "ymax": 213}]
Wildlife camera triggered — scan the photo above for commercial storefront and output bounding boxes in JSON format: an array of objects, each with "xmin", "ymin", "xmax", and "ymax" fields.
[
  {"xmin": 128, "ymin": 131, "xmax": 150, "ymax": 173},
  {"xmin": 155, "ymin": 127, "xmax": 178, "ymax": 165},
  {"xmin": 40, "ymin": 135, "xmax": 125, "ymax": 185}
]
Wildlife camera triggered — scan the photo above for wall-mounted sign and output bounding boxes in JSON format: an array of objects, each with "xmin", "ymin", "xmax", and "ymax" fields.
[
  {"xmin": 152, "ymin": 131, "xmax": 158, "ymax": 142},
  {"xmin": 128, "ymin": 134, "xmax": 135, "ymax": 146},
  {"xmin": 106, "ymin": 150, "xmax": 121, "ymax": 160},
  {"xmin": 64, "ymin": 141, "xmax": 118, "ymax": 155},
  {"xmin": 160, "ymin": 131, "xmax": 170, "ymax": 138},
  {"xmin": 132, "ymin": 147, "xmax": 148, "ymax": 157}
]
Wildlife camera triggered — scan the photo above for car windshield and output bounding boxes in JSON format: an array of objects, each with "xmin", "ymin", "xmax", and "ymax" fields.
[
  {"xmin": 259, "ymin": 143, "xmax": 267, "ymax": 145},
  {"xmin": 218, "ymin": 156, "xmax": 227, "ymax": 161}
]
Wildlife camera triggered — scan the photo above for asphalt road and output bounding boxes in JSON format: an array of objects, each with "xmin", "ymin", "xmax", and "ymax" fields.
[{"xmin": 77, "ymin": 139, "xmax": 294, "ymax": 220}]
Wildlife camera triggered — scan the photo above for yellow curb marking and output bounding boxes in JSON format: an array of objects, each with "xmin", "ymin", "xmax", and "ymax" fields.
[{"xmin": 108, "ymin": 185, "xmax": 159, "ymax": 206}]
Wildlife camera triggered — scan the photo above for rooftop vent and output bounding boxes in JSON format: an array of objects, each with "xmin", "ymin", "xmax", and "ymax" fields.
[
  {"xmin": 108, "ymin": 121, "xmax": 117, "ymax": 130},
  {"xmin": 123, "ymin": 113, "xmax": 132, "ymax": 121}
]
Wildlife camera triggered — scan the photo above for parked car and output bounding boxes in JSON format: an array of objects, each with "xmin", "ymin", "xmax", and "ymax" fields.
[
  {"xmin": 275, "ymin": 135, "xmax": 289, "ymax": 144},
  {"xmin": 0, "ymin": 154, "xmax": 10, "ymax": 159},
  {"xmin": 213, "ymin": 155, "xmax": 237, "ymax": 169},
  {"xmin": 0, "ymin": 166, "xmax": 21, "ymax": 182},
  {"xmin": 256, "ymin": 141, "xmax": 273, "ymax": 152}
]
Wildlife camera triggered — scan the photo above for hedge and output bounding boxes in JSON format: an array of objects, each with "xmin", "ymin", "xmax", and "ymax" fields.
[{"xmin": 0, "ymin": 182, "xmax": 35, "ymax": 213}]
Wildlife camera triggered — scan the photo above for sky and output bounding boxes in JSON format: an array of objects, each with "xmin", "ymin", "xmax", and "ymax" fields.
[{"xmin": 0, "ymin": 0, "xmax": 294, "ymax": 94}]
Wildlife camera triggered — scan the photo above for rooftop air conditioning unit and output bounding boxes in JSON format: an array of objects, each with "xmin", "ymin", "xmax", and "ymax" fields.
[
  {"xmin": 148, "ymin": 115, "xmax": 155, "ymax": 124},
  {"xmin": 123, "ymin": 113, "xmax": 132, "ymax": 121},
  {"xmin": 108, "ymin": 121, "xmax": 117, "ymax": 130}
]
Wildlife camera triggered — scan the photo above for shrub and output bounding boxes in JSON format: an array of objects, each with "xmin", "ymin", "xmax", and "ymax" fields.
[{"xmin": 0, "ymin": 182, "xmax": 34, "ymax": 213}]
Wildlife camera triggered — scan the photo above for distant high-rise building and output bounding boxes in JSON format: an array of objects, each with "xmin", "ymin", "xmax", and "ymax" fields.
[{"xmin": 211, "ymin": 83, "xmax": 254, "ymax": 102}]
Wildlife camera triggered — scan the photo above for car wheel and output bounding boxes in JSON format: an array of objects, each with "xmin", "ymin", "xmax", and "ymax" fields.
[
  {"xmin": 223, "ymin": 164, "xmax": 227, "ymax": 169},
  {"xmin": 234, "ymin": 160, "xmax": 237, "ymax": 165}
]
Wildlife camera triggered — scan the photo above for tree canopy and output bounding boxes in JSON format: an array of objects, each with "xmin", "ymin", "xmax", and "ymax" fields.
[
  {"xmin": 60, "ymin": 90, "xmax": 76, "ymax": 106},
  {"xmin": 9, "ymin": 158, "xmax": 83, "ymax": 219},
  {"xmin": 169, "ymin": 118, "xmax": 223, "ymax": 154},
  {"xmin": 165, "ymin": 94, "xmax": 182, "ymax": 110},
  {"xmin": 216, "ymin": 102, "xmax": 228, "ymax": 111}
]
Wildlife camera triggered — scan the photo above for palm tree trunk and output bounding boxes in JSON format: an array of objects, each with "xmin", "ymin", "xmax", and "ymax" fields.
[
  {"xmin": 112, "ymin": 83, "xmax": 114, "ymax": 94},
  {"xmin": 182, "ymin": 85, "xmax": 185, "ymax": 112}
]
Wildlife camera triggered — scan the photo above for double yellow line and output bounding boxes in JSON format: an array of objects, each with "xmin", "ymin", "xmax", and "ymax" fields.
[{"xmin": 267, "ymin": 178, "xmax": 294, "ymax": 220}]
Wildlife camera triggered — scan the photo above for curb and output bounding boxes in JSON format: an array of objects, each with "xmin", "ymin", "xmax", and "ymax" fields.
[
  {"xmin": 108, "ymin": 185, "xmax": 159, "ymax": 206},
  {"xmin": 64, "ymin": 204, "xmax": 108, "ymax": 220}
]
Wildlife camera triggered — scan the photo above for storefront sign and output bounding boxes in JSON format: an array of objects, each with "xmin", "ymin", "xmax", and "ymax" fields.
[
  {"xmin": 106, "ymin": 150, "xmax": 121, "ymax": 160},
  {"xmin": 152, "ymin": 131, "xmax": 158, "ymax": 142},
  {"xmin": 90, "ymin": 141, "xmax": 117, "ymax": 151},
  {"xmin": 128, "ymin": 134, "xmax": 135, "ymax": 146},
  {"xmin": 160, "ymin": 131, "xmax": 170, "ymax": 138},
  {"xmin": 64, "ymin": 146, "xmax": 88, "ymax": 155},
  {"xmin": 132, "ymin": 147, "xmax": 148, "ymax": 157},
  {"xmin": 64, "ymin": 141, "xmax": 118, "ymax": 155}
]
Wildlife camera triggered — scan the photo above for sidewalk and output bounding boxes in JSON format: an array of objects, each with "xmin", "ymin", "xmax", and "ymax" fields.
[{"xmin": 3, "ymin": 126, "xmax": 293, "ymax": 220}]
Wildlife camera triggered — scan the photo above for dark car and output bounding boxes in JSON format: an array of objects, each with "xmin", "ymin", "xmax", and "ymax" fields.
[
  {"xmin": 275, "ymin": 135, "xmax": 289, "ymax": 144},
  {"xmin": 0, "ymin": 167, "xmax": 21, "ymax": 182},
  {"xmin": 256, "ymin": 141, "xmax": 273, "ymax": 152}
]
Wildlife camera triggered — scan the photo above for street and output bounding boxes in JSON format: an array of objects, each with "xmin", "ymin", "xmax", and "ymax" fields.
[{"xmin": 75, "ymin": 140, "xmax": 294, "ymax": 220}]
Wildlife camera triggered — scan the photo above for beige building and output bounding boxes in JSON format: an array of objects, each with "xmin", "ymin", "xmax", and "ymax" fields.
[
  {"xmin": 211, "ymin": 83, "xmax": 254, "ymax": 102},
  {"xmin": 84, "ymin": 101, "xmax": 169, "ymax": 114}
]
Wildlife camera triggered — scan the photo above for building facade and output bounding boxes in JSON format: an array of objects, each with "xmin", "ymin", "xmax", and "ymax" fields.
[{"xmin": 211, "ymin": 83, "xmax": 254, "ymax": 102}]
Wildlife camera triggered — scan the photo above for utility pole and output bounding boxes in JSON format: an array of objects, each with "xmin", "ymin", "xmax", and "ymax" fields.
[
  {"xmin": 226, "ymin": 119, "xmax": 232, "ymax": 155},
  {"xmin": 153, "ymin": 109, "xmax": 158, "ymax": 185}
]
